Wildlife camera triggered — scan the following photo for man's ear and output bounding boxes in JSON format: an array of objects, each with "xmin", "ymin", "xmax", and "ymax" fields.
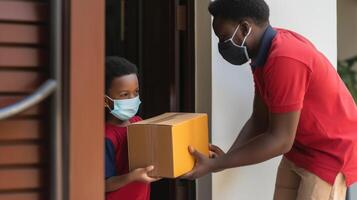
[{"xmin": 240, "ymin": 20, "xmax": 252, "ymax": 37}]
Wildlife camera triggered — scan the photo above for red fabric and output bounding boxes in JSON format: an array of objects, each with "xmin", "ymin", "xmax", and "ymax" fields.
[
  {"xmin": 253, "ymin": 28, "xmax": 357, "ymax": 186},
  {"xmin": 105, "ymin": 116, "xmax": 150, "ymax": 200}
]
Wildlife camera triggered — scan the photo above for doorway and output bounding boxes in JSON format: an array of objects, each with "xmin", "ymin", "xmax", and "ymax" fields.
[{"xmin": 105, "ymin": 0, "xmax": 196, "ymax": 199}]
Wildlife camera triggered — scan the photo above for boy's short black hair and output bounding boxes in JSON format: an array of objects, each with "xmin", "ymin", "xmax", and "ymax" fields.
[
  {"xmin": 105, "ymin": 56, "xmax": 138, "ymax": 93},
  {"xmin": 208, "ymin": 0, "xmax": 270, "ymax": 26}
]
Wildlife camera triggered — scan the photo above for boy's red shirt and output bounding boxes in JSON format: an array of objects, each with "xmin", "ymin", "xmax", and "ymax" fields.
[{"xmin": 105, "ymin": 116, "xmax": 150, "ymax": 200}]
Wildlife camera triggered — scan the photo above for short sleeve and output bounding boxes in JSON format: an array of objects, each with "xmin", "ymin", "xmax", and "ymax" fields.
[
  {"xmin": 264, "ymin": 57, "xmax": 311, "ymax": 113},
  {"xmin": 105, "ymin": 138, "xmax": 117, "ymax": 179}
]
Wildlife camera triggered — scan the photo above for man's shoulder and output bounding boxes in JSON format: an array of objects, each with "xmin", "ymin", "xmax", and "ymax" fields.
[{"xmin": 269, "ymin": 28, "xmax": 317, "ymax": 65}]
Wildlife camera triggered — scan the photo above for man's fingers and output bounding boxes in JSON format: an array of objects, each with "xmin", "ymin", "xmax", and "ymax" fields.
[
  {"xmin": 181, "ymin": 170, "xmax": 195, "ymax": 180},
  {"xmin": 209, "ymin": 151, "xmax": 218, "ymax": 158},
  {"xmin": 209, "ymin": 144, "xmax": 224, "ymax": 154},
  {"xmin": 188, "ymin": 146, "xmax": 195, "ymax": 153},
  {"xmin": 209, "ymin": 144, "xmax": 220, "ymax": 151},
  {"xmin": 188, "ymin": 146, "xmax": 205, "ymax": 160}
]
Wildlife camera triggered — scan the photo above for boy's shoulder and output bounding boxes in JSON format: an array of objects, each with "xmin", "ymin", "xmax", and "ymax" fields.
[
  {"xmin": 104, "ymin": 116, "xmax": 142, "ymax": 146},
  {"xmin": 130, "ymin": 116, "xmax": 143, "ymax": 123},
  {"xmin": 105, "ymin": 124, "xmax": 125, "ymax": 147}
]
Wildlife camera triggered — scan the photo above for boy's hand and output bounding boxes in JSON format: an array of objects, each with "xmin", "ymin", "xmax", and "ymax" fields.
[
  {"xmin": 130, "ymin": 166, "xmax": 161, "ymax": 183},
  {"xmin": 181, "ymin": 146, "xmax": 216, "ymax": 180},
  {"xmin": 209, "ymin": 144, "xmax": 225, "ymax": 159}
]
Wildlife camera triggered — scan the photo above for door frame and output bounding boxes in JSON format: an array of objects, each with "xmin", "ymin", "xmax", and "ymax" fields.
[{"xmin": 62, "ymin": 0, "xmax": 105, "ymax": 199}]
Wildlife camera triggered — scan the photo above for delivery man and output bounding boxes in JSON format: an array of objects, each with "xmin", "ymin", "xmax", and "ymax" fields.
[{"xmin": 183, "ymin": 0, "xmax": 357, "ymax": 199}]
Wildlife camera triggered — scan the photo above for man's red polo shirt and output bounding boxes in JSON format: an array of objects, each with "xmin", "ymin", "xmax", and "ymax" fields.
[{"xmin": 252, "ymin": 26, "xmax": 357, "ymax": 186}]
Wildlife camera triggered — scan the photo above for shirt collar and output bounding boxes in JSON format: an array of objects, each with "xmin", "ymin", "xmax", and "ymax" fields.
[{"xmin": 251, "ymin": 25, "xmax": 277, "ymax": 68}]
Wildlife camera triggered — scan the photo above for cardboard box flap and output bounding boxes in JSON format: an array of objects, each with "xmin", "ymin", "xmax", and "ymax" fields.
[
  {"xmin": 132, "ymin": 113, "xmax": 207, "ymax": 126},
  {"xmin": 133, "ymin": 113, "xmax": 177, "ymax": 124}
]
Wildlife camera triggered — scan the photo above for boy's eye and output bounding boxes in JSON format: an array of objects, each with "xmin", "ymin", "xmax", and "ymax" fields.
[{"xmin": 120, "ymin": 93, "xmax": 128, "ymax": 97}]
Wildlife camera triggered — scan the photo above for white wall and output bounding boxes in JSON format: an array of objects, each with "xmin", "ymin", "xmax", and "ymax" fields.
[{"xmin": 211, "ymin": 1, "xmax": 337, "ymax": 200}]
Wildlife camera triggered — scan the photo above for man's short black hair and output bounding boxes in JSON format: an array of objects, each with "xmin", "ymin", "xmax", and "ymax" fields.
[
  {"xmin": 105, "ymin": 56, "xmax": 138, "ymax": 93},
  {"xmin": 208, "ymin": 0, "xmax": 270, "ymax": 25}
]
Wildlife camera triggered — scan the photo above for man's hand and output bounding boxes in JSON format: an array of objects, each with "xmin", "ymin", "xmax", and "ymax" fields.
[
  {"xmin": 209, "ymin": 144, "xmax": 225, "ymax": 158},
  {"xmin": 130, "ymin": 166, "xmax": 161, "ymax": 183},
  {"xmin": 209, "ymin": 144, "xmax": 226, "ymax": 172},
  {"xmin": 181, "ymin": 146, "xmax": 216, "ymax": 180}
]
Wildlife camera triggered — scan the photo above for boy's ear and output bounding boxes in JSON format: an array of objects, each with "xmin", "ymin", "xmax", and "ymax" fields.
[
  {"xmin": 104, "ymin": 96, "xmax": 113, "ymax": 110},
  {"xmin": 104, "ymin": 96, "xmax": 109, "ymax": 107}
]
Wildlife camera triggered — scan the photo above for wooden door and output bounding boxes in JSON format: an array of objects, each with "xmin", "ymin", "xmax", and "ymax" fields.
[
  {"xmin": 140, "ymin": 0, "xmax": 196, "ymax": 199},
  {"xmin": 0, "ymin": 0, "xmax": 105, "ymax": 200},
  {"xmin": 0, "ymin": 1, "xmax": 50, "ymax": 200}
]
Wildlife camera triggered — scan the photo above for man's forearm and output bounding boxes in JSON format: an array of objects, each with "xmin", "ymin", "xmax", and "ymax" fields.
[
  {"xmin": 214, "ymin": 131, "xmax": 289, "ymax": 171},
  {"xmin": 228, "ymin": 118, "xmax": 266, "ymax": 152},
  {"xmin": 229, "ymin": 92, "xmax": 269, "ymax": 152}
]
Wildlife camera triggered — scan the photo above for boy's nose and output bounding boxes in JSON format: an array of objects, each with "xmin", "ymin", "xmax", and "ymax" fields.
[{"xmin": 129, "ymin": 94, "xmax": 137, "ymax": 99}]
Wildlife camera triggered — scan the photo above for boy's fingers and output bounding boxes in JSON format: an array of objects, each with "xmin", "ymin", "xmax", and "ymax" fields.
[
  {"xmin": 153, "ymin": 177, "xmax": 162, "ymax": 182},
  {"xmin": 145, "ymin": 165, "xmax": 154, "ymax": 172},
  {"xmin": 145, "ymin": 176, "xmax": 161, "ymax": 182},
  {"xmin": 147, "ymin": 177, "xmax": 156, "ymax": 182}
]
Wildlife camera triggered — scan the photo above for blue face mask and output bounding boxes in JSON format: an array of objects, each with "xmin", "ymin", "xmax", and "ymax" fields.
[
  {"xmin": 218, "ymin": 24, "xmax": 252, "ymax": 65},
  {"xmin": 106, "ymin": 95, "xmax": 141, "ymax": 121}
]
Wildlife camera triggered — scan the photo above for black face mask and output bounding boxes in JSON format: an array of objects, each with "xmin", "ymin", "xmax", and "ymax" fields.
[{"xmin": 218, "ymin": 24, "xmax": 252, "ymax": 65}]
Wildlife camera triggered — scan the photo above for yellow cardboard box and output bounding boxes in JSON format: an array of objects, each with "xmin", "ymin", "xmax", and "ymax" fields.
[{"xmin": 127, "ymin": 112, "xmax": 209, "ymax": 178}]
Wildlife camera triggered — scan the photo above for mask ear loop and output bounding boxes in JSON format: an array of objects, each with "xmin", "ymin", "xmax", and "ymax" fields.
[
  {"xmin": 105, "ymin": 95, "xmax": 114, "ymax": 101},
  {"xmin": 225, "ymin": 25, "xmax": 240, "ymax": 49},
  {"xmin": 105, "ymin": 95, "xmax": 114, "ymax": 110},
  {"xmin": 229, "ymin": 24, "xmax": 241, "ymax": 41},
  {"xmin": 223, "ymin": 24, "xmax": 240, "ymax": 45}
]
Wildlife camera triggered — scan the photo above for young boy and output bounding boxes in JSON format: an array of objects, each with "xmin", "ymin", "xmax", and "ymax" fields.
[{"xmin": 104, "ymin": 56, "xmax": 159, "ymax": 200}]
